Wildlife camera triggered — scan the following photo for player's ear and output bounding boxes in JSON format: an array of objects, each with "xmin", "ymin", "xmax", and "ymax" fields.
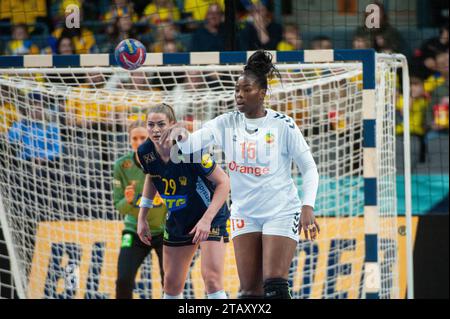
[{"xmin": 259, "ymin": 88, "xmax": 267, "ymax": 100}]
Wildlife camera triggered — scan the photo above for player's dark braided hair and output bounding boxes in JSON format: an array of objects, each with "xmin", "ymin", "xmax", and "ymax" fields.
[{"xmin": 243, "ymin": 50, "xmax": 281, "ymax": 90}]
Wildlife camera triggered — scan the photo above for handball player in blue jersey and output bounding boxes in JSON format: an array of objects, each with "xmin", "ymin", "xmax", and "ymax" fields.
[{"xmin": 136, "ymin": 103, "xmax": 230, "ymax": 299}]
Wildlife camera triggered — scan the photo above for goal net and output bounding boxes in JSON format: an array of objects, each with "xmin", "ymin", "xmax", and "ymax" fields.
[{"xmin": 0, "ymin": 51, "xmax": 405, "ymax": 299}]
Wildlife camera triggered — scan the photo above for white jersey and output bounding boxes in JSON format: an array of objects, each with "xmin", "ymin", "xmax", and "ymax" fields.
[{"xmin": 177, "ymin": 109, "xmax": 319, "ymax": 219}]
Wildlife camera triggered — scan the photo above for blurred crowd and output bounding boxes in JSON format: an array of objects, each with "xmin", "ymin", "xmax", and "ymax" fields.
[
  {"xmin": 0, "ymin": 0, "xmax": 444, "ymax": 55},
  {"xmin": 0, "ymin": 0, "xmax": 448, "ymax": 172}
]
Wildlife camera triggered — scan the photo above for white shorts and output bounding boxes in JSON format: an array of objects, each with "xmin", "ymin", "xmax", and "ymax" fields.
[{"xmin": 230, "ymin": 211, "xmax": 301, "ymax": 243}]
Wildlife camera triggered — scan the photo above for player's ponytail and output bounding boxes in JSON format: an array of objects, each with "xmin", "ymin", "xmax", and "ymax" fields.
[
  {"xmin": 147, "ymin": 103, "xmax": 177, "ymax": 123},
  {"xmin": 244, "ymin": 50, "xmax": 281, "ymax": 89}
]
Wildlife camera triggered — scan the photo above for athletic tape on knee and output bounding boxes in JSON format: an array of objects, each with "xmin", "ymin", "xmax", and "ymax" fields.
[{"xmin": 263, "ymin": 278, "xmax": 292, "ymax": 299}]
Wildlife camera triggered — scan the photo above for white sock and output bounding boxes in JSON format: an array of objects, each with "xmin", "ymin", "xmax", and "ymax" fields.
[
  {"xmin": 207, "ymin": 290, "xmax": 228, "ymax": 299},
  {"xmin": 163, "ymin": 292, "xmax": 183, "ymax": 299}
]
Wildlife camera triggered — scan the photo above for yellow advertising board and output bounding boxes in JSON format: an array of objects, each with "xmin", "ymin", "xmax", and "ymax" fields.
[{"xmin": 27, "ymin": 217, "xmax": 418, "ymax": 299}]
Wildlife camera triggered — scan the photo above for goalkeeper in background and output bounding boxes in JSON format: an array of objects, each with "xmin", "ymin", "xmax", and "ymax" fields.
[{"xmin": 113, "ymin": 120, "xmax": 167, "ymax": 299}]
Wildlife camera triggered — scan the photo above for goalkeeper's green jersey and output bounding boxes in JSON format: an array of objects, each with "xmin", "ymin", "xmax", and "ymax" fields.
[{"xmin": 113, "ymin": 152, "xmax": 167, "ymax": 235}]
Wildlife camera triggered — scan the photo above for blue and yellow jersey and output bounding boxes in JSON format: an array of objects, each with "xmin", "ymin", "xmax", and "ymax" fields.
[
  {"xmin": 0, "ymin": 101, "xmax": 18, "ymax": 134},
  {"xmin": 103, "ymin": 4, "xmax": 139, "ymax": 23},
  {"xmin": 424, "ymin": 73, "xmax": 446, "ymax": 94},
  {"xmin": 276, "ymin": 41, "xmax": 295, "ymax": 52},
  {"xmin": 5, "ymin": 39, "xmax": 40, "ymax": 55},
  {"xmin": 0, "ymin": 0, "xmax": 47, "ymax": 25},
  {"xmin": 143, "ymin": 2, "xmax": 180, "ymax": 25},
  {"xmin": 183, "ymin": 0, "xmax": 224, "ymax": 21},
  {"xmin": 137, "ymin": 139, "xmax": 229, "ymax": 239},
  {"xmin": 52, "ymin": 27, "xmax": 96, "ymax": 54},
  {"xmin": 396, "ymin": 95, "xmax": 429, "ymax": 136}
]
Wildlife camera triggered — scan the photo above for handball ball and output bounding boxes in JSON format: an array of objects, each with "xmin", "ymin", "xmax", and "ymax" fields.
[{"xmin": 114, "ymin": 39, "xmax": 146, "ymax": 70}]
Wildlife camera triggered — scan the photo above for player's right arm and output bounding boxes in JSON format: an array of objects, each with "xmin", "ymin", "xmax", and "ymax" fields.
[
  {"xmin": 160, "ymin": 115, "xmax": 228, "ymax": 154},
  {"xmin": 136, "ymin": 158, "xmax": 158, "ymax": 246}
]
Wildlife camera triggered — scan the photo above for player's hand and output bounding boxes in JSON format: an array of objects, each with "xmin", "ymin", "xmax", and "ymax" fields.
[
  {"xmin": 158, "ymin": 122, "xmax": 189, "ymax": 147},
  {"xmin": 189, "ymin": 216, "xmax": 212, "ymax": 244},
  {"xmin": 125, "ymin": 181, "xmax": 136, "ymax": 204},
  {"xmin": 137, "ymin": 217, "xmax": 152, "ymax": 246},
  {"xmin": 300, "ymin": 206, "xmax": 320, "ymax": 241}
]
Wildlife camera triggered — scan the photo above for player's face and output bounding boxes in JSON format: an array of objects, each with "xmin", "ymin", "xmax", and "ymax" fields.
[
  {"xmin": 147, "ymin": 113, "xmax": 173, "ymax": 145},
  {"xmin": 235, "ymin": 75, "xmax": 266, "ymax": 114},
  {"xmin": 129, "ymin": 127, "xmax": 148, "ymax": 152}
]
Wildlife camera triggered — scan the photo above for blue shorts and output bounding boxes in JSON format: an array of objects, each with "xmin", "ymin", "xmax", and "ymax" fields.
[{"xmin": 163, "ymin": 223, "xmax": 229, "ymax": 247}]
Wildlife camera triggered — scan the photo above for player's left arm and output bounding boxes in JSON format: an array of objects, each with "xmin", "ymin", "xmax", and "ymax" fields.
[
  {"xmin": 189, "ymin": 156, "xmax": 230, "ymax": 244},
  {"xmin": 287, "ymin": 122, "xmax": 320, "ymax": 240}
]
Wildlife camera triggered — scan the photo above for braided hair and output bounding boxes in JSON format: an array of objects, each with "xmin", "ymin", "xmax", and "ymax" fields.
[{"xmin": 243, "ymin": 50, "xmax": 281, "ymax": 90}]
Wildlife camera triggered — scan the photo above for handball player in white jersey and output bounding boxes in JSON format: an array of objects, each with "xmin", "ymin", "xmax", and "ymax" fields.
[{"xmin": 160, "ymin": 50, "xmax": 320, "ymax": 299}]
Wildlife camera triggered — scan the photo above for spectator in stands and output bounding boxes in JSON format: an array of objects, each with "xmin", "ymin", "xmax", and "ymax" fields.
[
  {"xmin": 5, "ymin": 24, "xmax": 40, "ymax": 55},
  {"xmin": 352, "ymin": 33, "xmax": 372, "ymax": 49},
  {"xmin": 190, "ymin": 3, "xmax": 226, "ymax": 52},
  {"xmin": 353, "ymin": 1, "xmax": 404, "ymax": 54},
  {"xmin": 426, "ymin": 50, "xmax": 449, "ymax": 135},
  {"xmin": 8, "ymin": 92, "xmax": 61, "ymax": 164},
  {"xmin": 238, "ymin": 2, "xmax": 282, "ymax": 51},
  {"xmin": 115, "ymin": 13, "xmax": 139, "ymax": 42},
  {"xmin": 373, "ymin": 33, "xmax": 397, "ymax": 54},
  {"xmin": 103, "ymin": 0, "xmax": 138, "ymax": 23},
  {"xmin": 420, "ymin": 24, "xmax": 449, "ymax": 59},
  {"xmin": 0, "ymin": 86, "xmax": 18, "ymax": 135},
  {"xmin": 0, "ymin": 85, "xmax": 18, "ymax": 171},
  {"xmin": 310, "ymin": 36, "xmax": 333, "ymax": 50},
  {"xmin": 163, "ymin": 40, "xmax": 180, "ymax": 53},
  {"xmin": 141, "ymin": 0, "xmax": 180, "ymax": 26},
  {"xmin": 51, "ymin": 7, "xmax": 96, "ymax": 55},
  {"xmin": 151, "ymin": 22, "xmax": 184, "ymax": 53},
  {"xmin": 414, "ymin": 25, "xmax": 449, "ymax": 80},
  {"xmin": 396, "ymin": 74, "xmax": 430, "ymax": 162},
  {"xmin": 184, "ymin": 0, "xmax": 224, "ymax": 21},
  {"xmin": 7, "ymin": 91, "xmax": 64, "ymax": 219},
  {"xmin": 236, "ymin": 0, "xmax": 269, "ymax": 20},
  {"xmin": 149, "ymin": 36, "xmax": 185, "ymax": 91},
  {"xmin": 46, "ymin": 2, "xmax": 95, "ymax": 54},
  {"xmin": 277, "ymin": 23, "xmax": 302, "ymax": 51},
  {"xmin": 52, "ymin": 0, "xmax": 85, "ymax": 26},
  {"xmin": 56, "ymin": 36, "xmax": 75, "ymax": 55},
  {"xmin": 94, "ymin": 12, "xmax": 146, "ymax": 54},
  {"xmin": 0, "ymin": 0, "xmax": 48, "ymax": 35},
  {"xmin": 424, "ymin": 50, "xmax": 449, "ymax": 94}
]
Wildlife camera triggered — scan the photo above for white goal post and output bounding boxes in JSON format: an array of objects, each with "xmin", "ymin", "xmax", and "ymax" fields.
[{"xmin": 0, "ymin": 50, "xmax": 412, "ymax": 299}]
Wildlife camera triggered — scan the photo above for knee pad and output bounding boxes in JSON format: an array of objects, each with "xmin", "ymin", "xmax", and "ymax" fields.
[{"xmin": 263, "ymin": 278, "xmax": 292, "ymax": 299}]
